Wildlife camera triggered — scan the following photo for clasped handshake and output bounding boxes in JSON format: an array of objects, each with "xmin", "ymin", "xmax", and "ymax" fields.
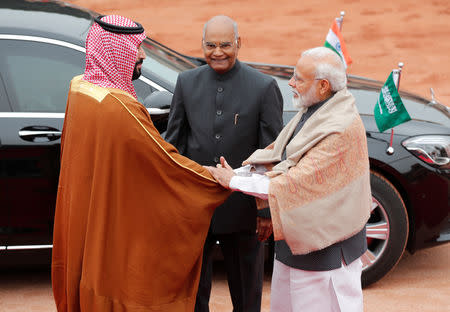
[
  {"xmin": 204, "ymin": 156, "xmax": 235, "ymax": 189},
  {"xmin": 205, "ymin": 156, "xmax": 273, "ymax": 242}
]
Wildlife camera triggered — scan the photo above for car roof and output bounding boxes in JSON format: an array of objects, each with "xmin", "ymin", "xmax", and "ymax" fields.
[{"xmin": 0, "ymin": 0, "xmax": 94, "ymax": 46}]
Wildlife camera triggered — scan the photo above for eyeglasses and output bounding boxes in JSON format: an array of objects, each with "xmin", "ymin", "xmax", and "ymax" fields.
[
  {"xmin": 291, "ymin": 71, "xmax": 324, "ymax": 83},
  {"xmin": 203, "ymin": 40, "xmax": 237, "ymax": 51}
]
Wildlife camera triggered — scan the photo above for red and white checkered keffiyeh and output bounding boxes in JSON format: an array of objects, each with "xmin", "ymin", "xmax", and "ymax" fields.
[{"xmin": 83, "ymin": 15, "xmax": 146, "ymax": 99}]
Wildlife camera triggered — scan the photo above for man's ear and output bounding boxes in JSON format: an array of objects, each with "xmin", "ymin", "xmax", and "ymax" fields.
[
  {"xmin": 201, "ymin": 38, "xmax": 205, "ymax": 51},
  {"xmin": 320, "ymin": 79, "xmax": 331, "ymax": 95},
  {"xmin": 237, "ymin": 37, "xmax": 241, "ymax": 49}
]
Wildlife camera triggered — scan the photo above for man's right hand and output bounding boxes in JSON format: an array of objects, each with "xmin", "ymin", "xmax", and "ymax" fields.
[{"xmin": 205, "ymin": 157, "xmax": 235, "ymax": 188}]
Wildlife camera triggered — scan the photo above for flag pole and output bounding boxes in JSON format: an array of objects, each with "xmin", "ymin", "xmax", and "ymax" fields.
[
  {"xmin": 397, "ymin": 62, "xmax": 404, "ymax": 89},
  {"xmin": 386, "ymin": 62, "xmax": 404, "ymax": 155},
  {"xmin": 337, "ymin": 11, "xmax": 345, "ymax": 31}
]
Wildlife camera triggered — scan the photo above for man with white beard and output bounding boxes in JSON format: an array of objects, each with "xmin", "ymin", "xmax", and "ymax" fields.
[{"xmin": 206, "ymin": 46, "xmax": 371, "ymax": 312}]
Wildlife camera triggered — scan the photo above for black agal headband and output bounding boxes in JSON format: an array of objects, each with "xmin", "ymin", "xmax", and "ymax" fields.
[{"xmin": 94, "ymin": 15, "xmax": 144, "ymax": 34}]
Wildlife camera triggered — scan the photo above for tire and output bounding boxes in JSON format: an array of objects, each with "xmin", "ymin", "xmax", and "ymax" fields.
[{"xmin": 361, "ymin": 171, "xmax": 409, "ymax": 288}]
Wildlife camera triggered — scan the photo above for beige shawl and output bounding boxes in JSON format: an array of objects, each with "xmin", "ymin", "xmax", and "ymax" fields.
[{"xmin": 245, "ymin": 88, "xmax": 371, "ymax": 255}]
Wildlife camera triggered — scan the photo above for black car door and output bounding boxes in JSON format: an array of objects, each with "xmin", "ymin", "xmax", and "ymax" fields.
[
  {"xmin": 0, "ymin": 37, "xmax": 85, "ymax": 249},
  {"xmin": 0, "ymin": 72, "xmax": 11, "ymax": 249}
]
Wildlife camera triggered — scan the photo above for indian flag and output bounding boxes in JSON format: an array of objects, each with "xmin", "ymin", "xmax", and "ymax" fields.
[{"xmin": 324, "ymin": 19, "xmax": 352, "ymax": 68}]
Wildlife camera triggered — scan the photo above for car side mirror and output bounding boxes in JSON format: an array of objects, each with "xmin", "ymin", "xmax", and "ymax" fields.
[{"xmin": 143, "ymin": 91, "xmax": 172, "ymax": 109}]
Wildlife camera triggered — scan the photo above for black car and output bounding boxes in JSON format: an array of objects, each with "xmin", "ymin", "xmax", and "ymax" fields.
[{"xmin": 0, "ymin": 0, "xmax": 448, "ymax": 287}]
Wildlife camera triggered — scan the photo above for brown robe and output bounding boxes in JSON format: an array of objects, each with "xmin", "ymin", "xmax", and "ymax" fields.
[{"xmin": 52, "ymin": 76, "xmax": 230, "ymax": 311}]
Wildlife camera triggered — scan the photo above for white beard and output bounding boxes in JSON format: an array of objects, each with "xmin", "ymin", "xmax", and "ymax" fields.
[{"xmin": 292, "ymin": 85, "xmax": 319, "ymax": 109}]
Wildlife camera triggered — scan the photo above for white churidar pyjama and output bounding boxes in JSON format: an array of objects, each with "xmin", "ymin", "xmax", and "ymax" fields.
[{"xmin": 270, "ymin": 258, "xmax": 363, "ymax": 312}]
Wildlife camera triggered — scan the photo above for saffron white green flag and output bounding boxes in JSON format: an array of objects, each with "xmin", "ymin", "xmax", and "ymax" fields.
[
  {"xmin": 374, "ymin": 72, "xmax": 411, "ymax": 132},
  {"xmin": 324, "ymin": 19, "xmax": 352, "ymax": 68}
]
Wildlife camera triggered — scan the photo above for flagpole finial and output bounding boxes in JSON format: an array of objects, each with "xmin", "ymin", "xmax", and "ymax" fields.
[
  {"xmin": 337, "ymin": 11, "xmax": 346, "ymax": 31},
  {"xmin": 398, "ymin": 62, "xmax": 404, "ymax": 72}
]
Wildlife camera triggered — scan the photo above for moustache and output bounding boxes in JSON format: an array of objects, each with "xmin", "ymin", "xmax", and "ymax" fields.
[{"xmin": 291, "ymin": 88, "xmax": 301, "ymax": 97}]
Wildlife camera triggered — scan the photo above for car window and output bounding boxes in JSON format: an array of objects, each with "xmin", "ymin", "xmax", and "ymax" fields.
[
  {"xmin": 0, "ymin": 39, "xmax": 85, "ymax": 113},
  {"xmin": 274, "ymin": 77, "xmax": 295, "ymax": 111},
  {"xmin": 133, "ymin": 78, "xmax": 156, "ymax": 103},
  {"xmin": 0, "ymin": 73, "xmax": 11, "ymax": 111},
  {"xmin": 140, "ymin": 40, "xmax": 196, "ymax": 86}
]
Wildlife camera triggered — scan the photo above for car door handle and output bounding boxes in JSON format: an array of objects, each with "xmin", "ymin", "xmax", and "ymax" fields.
[
  {"xmin": 19, "ymin": 130, "xmax": 62, "ymax": 137},
  {"xmin": 19, "ymin": 126, "xmax": 62, "ymax": 142}
]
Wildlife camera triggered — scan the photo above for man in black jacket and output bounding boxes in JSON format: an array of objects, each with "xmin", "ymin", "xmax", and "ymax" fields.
[{"xmin": 165, "ymin": 15, "xmax": 283, "ymax": 312}]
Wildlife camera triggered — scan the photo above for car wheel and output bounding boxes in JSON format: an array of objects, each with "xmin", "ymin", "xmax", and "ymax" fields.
[{"xmin": 361, "ymin": 171, "xmax": 409, "ymax": 287}]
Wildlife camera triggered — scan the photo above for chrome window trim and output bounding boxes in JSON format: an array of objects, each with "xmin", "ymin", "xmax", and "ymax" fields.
[
  {"xmin": 139, "ymin": 75, "xmax": 166, "ymax": 92},
  {"xmin": 0, "ymin": 34, "xmax": 167, "ymax": 92},
  {"xmin": 0, "ymin": 112, "xmax": 65, "ymax": 118},
  {"xmin": 1, "ymin": 245, "xmax": 53, "ymax": 250},
  {"xmin": 0, "ymin": 34, "xmax": 85, "ymax": 52},
  {"xmin": 0, "ymin": 110, "xmax": 165, "ymax": 117}
]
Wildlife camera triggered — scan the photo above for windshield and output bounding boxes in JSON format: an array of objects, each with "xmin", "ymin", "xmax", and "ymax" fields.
[{"xmin": 140, "ymin": 39, "xmax": 196, "ymax": 87}]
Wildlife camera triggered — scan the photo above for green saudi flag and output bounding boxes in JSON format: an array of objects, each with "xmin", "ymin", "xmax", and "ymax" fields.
[{"xmin": 374, "ymin": 72, "xmax": 411, "ymax": 132}]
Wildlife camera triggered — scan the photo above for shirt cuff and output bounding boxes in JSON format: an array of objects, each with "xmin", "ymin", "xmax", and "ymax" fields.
[{"xmin": 229, "ymin": 174, "xmax": 269, "ymax": 200}]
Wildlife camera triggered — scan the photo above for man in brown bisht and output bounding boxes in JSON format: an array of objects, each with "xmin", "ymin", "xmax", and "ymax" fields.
[
  {"xmin": 208, "ymin": 47, "xmax": 371, "ymax": 312},
  {"xmin": 52, "ymin": 15, "xmax": 230, "ymax": 312}
]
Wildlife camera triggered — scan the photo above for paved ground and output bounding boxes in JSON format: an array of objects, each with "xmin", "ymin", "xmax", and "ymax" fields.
[{"xmin": 0, "ymin": 244, "xmax": 448, "ymax": 311}]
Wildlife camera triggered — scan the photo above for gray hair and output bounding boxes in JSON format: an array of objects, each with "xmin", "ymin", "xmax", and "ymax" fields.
[
  {"xmin": 301, "ymin": 47, "xmax": 347, "ymax": 91},
  {"xmin": 202, "ymin": 15, "xmax": 239, "ymax": 40}
]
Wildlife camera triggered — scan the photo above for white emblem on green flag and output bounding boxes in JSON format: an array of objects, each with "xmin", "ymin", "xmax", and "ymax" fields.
[{"xmin": 374, "ymin": 72, "xmax": 411, "ymax": 132}]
